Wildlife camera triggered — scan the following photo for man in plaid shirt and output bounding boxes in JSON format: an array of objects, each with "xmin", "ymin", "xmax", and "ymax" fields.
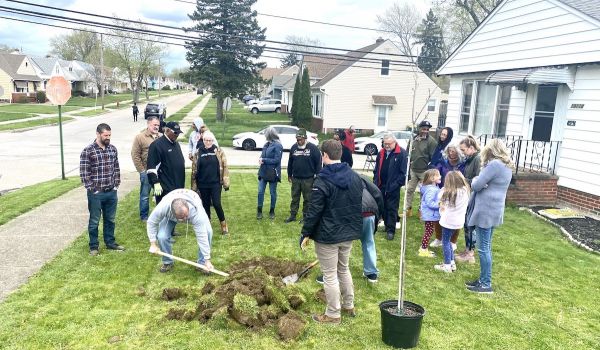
[{"xmin": 80, "ymin": 123, "xmax": 125, "ymax": 256}]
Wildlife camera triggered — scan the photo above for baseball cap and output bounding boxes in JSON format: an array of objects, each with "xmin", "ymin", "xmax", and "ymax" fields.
[
  {"xmin": 165, "ymin": 121, "xmax": 183, "ymax": 134},
  {"xmin": 296, "ymin": 128, "xmax": 307, "ymax": 138},
  {"xmin": 418, "ymin": 120, "xmax": 432, "ymax": 129}
]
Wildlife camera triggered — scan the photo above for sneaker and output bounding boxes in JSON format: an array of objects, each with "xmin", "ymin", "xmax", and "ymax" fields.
[
  {"xmin": 315, "ymin": 275, "xmax": 324, "ymax": 284},
  {"xmin": 377, "ymin": 220, "xmax": 385, "ymax": 227},
  {"xmin": 467, "ymin": 284, "xmax": 494, "ymax": 294},
  {"xmin": 455, "ymin": 250, "xmax": 476, "ymax": 264},
  {"xmin": 341, "ymin": 307, "xmax": 356, "ymax": 317},
  {"xmin": 256, "ymin": 212, "xmax": 263, "ymax": 220},
  {"xmin": 451, "ymin": 260, "xmax": 457, "ymax": 272},
  {"xmin": 363, "ymin": 273, "xmax": 378, "ymax": 283},
  {"xmin": 451, "ymin": 243, "xmax": 457, "ymax": 251},
  {"xmin": 284, "ymin": 216, "xmax": 296, "ymax": 223},
  {"xmin": 269, "ymin": 212, "xmax": 275, "ymax": 220},
  {"xmin": 386, "ymin": 232, "xmax": 395, "ymax": 241},
  {"xmin": 89, "ymin": 249, "xmax": 99, "ymax": 256},
  {"xmin": 465, "ymin": 279, "xmax": 480, "ymax": 288},
  {"xmin": 418, "ymin": 248, "xmax": 436, "ymax": 258},
  {"xmin": 434, "ymin": 264, "xmax": 453, "ymax": 273},
  {"xmin": 429, "ymin": 239, "xmax": 442, "ymax": 248},
  {"xmin": 195, "ymin": 266, "xmax": 211, "ymax": 275},
  {"xmin": 160, "ymin": 264, "xmax": 173, "ymax": 273},
  {"xmin": 312, "ymin": 314, "xmax": 341, "ymax": 324},
  {"xmin": 107, "ymin": 244, "xmax": 125, "ymax": 251}
]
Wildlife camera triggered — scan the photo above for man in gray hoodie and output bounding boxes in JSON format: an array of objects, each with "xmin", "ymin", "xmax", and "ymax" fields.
[{"xmin": 147, "ymin": 189, "xmax": 213, "ymax": 273}]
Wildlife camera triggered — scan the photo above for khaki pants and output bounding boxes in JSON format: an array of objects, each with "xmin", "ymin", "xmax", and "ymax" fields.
[
  {"xmin": 315, "ymin": 241, "xmax": 354, "ymax": 318},
  {"xmin": 405, "ymin": 169, "xmax": 427, "ymax": 209}
]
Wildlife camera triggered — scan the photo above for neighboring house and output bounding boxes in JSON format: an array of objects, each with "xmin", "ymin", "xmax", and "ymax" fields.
[
  {"xmin": 304, "ymin": 38, "xmax": 441, "ymax": 133},
  {"xmin": 0, "ymin": 53, "xmax": 42, "ymax": 102},
  {"xmin": 29, "ymin": 56, "xmax": 61, "ymax": 90},
  {"xmin": 110, "ymin": 67, "xmax": 130, "ymax": 92},
  {"xmin": 436, "ymin": 0, "xmax": 600, "ymax": 213}
]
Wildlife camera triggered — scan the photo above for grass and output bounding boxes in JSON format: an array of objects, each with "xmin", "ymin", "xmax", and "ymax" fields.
[
  {"xmin": 0, "ymin": 172, "xmax": 598, "ymax": 349},
  {"xmin": 0, "ymin": 116, "xmax": 74, "ymax": 131},
  {"xmin": 164, "ymin": 95, "xmax": 205, "ymax": 123},
  {"xmin": 0, "ymin": 104, "xmax": 79, "ymax": 114},
  {"xmin": 200, "ymin": 99, "xmax": 290, "ymax": 147},
  {"xmin": 0, "ymin": 112, "xmax": 37, "ymax": 122},
  {"xmin": 65, "ymin": 90, "xmax": 187, "ymax": 107},
  {"xmin": 0, "ymin": 177, "xmax": 81, "ymax": 226}
]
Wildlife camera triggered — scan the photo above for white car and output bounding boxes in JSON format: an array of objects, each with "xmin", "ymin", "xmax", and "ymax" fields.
[
  {"xmin": 354, "ymin": 130, "xmax": 413, "ymax": 155},
  {"xmin": 232, "ymin": 125, "xmax": 319, "ymax": 151},
  {"xmin": 244, "ymin": 99, "xmax": 282, "ymax": 114}
]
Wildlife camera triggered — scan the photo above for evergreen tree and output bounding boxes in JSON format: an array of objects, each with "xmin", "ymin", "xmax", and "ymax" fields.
[
  {"xmin": 415, "ymin": 9, "xmax": 445, "ymax": 76},
  {"xmin": 296, "ymin": 67, "xmax": 313, "ymax": 129},
  {"xmin": 290, "ymin": 72, "xmax": 301, "ymax": 125},
  {"xmin": 280, "ymin": 53, "xmax": 298, "ymax": 68},
  {"xmin": 185, "ymin": 0, "xmax": 266, "ymax": 121}
]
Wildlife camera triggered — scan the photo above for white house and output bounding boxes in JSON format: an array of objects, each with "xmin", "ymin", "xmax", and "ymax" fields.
[
  {"xmin": 437, "ymin": 0, "xmax": 600, "ymax": 213},
  {"xmin": 305, "ymin": 38, "xmax": 441, "ymax": 133}
]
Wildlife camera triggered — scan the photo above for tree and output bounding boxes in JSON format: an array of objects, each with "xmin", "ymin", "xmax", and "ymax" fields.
[
  {"xmin": 280, "ymin": 35, "xmax": 325, "ymax": 68},
  {"xmin": 295, "ymin": 67, "xmax": 312, "ymax": 129},
  {"xmin": 415, "ymin": 10, "xmax": 444, "ymax": 76},
  {"xmin": 50, "ymin": 30, "xmax": 99, "ymax": 62},
  {"xmin": 185, "ymin": 0, "xmax": 266, "ymax": 122},
  {"xmin": 0, "ymin": 43, "xmax": 18, "ymax": 53},
  {"xmin": 107, "ymin": 18, "xmax": 164, "ymax": 103},
  {"xmin": 376, "ymin": 2, "xmax": 421, "ymax": 63},
  {"xmin": 290, "ymin": 73, "xmax": 301, "ymax": 125}
]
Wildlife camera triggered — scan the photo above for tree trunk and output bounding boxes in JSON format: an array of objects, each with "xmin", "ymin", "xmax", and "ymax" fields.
[
  {"xmin": 144, "ymin": 78, "xmax": 149, "ymax": 100},
  {"xmin": 216, "ymin": 96, "xmax": 224, "ymax": 121}
]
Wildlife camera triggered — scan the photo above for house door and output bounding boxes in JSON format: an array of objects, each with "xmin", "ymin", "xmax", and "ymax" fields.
[
  {"xmin": 375, "ymin": 106, "xmax": 388, "ymax": 132},
  {"xmin": 532, "ymin": 86, "xmax": 558, "ymax": 141}
]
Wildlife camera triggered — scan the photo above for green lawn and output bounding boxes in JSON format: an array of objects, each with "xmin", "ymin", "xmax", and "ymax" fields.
[
  {"xmin": 0, "ymin": 116, "xmax": 74, "ymax": 131},
  {"xmin": 71, "ymin": 109, "xmax": 111, "ymax": 117},
  {"xmin": 0, "ymin": 177, "xmax": 81, "ymax": 226},
  {"xmin": 165, "ymin": 95, "xmax": 205, "ymax": 123},
  {"xmin": 0, "ymin": 112, "xmax": 37, "ymax": 122},
  {"xmin": 66, "ymin": 89, "xmax": 186, "ymax": 108},
  {"xmin": 0, "ymin": 172, "xmax": 598, "ymax": 349},
  {"xmin": 0, "ymin": 104, "xmax": 79, "ymax": 114}
]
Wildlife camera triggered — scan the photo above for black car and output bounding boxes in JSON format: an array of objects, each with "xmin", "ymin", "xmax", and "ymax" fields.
[
  {"xmin": 144, "ymin": 102, "xmax": 166, "ymax": 120},
  {"xmin": 242, "ymin": 94, "xmax": 255, "ymax": 104}
]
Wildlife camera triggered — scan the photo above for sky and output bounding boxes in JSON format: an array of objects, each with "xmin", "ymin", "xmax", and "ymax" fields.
[{"xmin": 0, "ymin": 0, "xmax": 430, "ymax": 73}]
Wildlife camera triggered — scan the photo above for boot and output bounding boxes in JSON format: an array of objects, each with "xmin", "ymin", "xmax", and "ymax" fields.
[
  {"xmin": 269, "ymin": 208, "xmax": 275, "ymax": 220},
  {"xmin": 284, "ymin": 214, "xmax": 296, "ymax": 223},
  {"xmin": 256, "ymin": 207, "xmax": 263, "ymax": 220},
  {"xmin": 220, "ymin": 220, "xmax": 229, "ymax": 235}
]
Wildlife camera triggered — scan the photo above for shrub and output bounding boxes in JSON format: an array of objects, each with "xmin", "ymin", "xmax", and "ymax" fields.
[
  {"xmin": 161, "ymin": 85, "xmax": 171, "ymax": 91},
  {"xmin": 36, "ymin": 91, "xmax": 46, "ymax": 103}
]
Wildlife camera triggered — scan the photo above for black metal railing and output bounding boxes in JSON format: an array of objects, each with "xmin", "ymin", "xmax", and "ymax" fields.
[{"xmin": 476, "ymin": 134, "xmax": 561, "ymax": 175}]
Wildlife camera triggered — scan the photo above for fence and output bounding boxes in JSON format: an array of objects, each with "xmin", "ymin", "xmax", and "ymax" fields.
[{"xmin": 477, "ymin": 134, "xmax": 561, "ymax": 175}]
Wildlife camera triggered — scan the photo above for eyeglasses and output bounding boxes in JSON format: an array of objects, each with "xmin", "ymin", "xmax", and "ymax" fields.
[{"xmin": 203, "ymin": 139, "xmax": 214, "ymax": 142}]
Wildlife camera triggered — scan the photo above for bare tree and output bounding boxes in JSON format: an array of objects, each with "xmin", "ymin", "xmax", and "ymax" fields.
[
  {"xmin": 280, "ymin": 35, "xmax": 326, "ymax": 67},
  {"xmin": 376, "ymin": 2, "xmax": 422, "ymax": 63}
]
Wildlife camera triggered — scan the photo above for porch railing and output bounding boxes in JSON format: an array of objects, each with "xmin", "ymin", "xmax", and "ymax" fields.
[{"xmin": 476, "ymin": 134, "xmax": 561, "ymax": 175}]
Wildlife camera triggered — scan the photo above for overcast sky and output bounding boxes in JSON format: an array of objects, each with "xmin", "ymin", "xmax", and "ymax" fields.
[{"xmin": 0, "ymin": 0, "xmax": 430, "ymax": 72}]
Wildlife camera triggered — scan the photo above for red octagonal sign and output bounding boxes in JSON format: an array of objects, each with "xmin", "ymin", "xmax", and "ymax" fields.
[{"xmin": 46, "ymin": 76, "xmax": 72, "ymax": 105}]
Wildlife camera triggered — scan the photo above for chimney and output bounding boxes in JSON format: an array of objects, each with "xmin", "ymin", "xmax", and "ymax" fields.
[{"xmin": 376, "ymin": 37, "xmax": 385, "ymax": 44}]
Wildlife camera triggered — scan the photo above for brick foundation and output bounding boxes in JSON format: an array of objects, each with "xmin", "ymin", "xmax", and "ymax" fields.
[
  {"xmin": 557, "ymin": 186, "xmax": 600, "ymax": 217},
  {"xmin": 506, "ymin": 172, "xmax": 558, "ymax": 206}
]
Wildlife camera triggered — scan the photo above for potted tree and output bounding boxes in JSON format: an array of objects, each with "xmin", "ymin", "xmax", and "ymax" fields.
[{"xmin": 379, "ymin": 86, "xmax": 437, "ymax": 349}]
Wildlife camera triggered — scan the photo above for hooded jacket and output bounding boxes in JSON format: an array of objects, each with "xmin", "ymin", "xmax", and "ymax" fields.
[
  {"xmin": 188, "ymin": 117, "xmax": 204, "ymax": 155},
  {"xmin": 301, "ymin": 162, "xmax": 362, "ymax": 244},
  {"xmin": 146, "ymin": 135, "xmax": 185, "ymax": 193},
  {"xmin": 430, "ymin": 127, "xmax": 454, "ymax": 168},
  {"xmin": 373, "ymin": 143, "xmax": 408, "ymax": 193}
]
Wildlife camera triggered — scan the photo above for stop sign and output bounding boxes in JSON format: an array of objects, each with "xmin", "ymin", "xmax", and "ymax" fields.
[{"xmin": 46, "ymin": 76, "xmax": 72, "ymax": 105}]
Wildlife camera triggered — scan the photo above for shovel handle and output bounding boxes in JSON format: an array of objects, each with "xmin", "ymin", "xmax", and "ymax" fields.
[
  {"xmin": 298, "ymin": 259, "xmax": 320, "ymax": 277},
  {"xmin": 154, "ymin": 250, "xmax": 229, "ymax": 277}
]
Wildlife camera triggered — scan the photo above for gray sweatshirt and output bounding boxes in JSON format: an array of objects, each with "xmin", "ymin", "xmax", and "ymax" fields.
[{"xmin": 146, "ymin": 189, "xmax": 212, "ymax": 260}]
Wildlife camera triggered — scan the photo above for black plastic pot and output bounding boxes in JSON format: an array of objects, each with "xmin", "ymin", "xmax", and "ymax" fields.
[{"xmin": 380, "ymin": 300, "xmax": 425, "ymax": 349}]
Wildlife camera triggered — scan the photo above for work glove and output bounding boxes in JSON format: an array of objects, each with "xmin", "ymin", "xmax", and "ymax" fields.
[
  {"xmin": 299, "ymin": 234, "xmax": 310, "ymax": 251},
  {"xmin": 153, "ymin": 183, "xmax": 163, "ymax": 196}
]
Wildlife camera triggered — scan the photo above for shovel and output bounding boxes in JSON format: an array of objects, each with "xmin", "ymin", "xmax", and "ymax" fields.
[
  {"xmin": 153, "ymin": 250, "xmax": 229, "ymax": 277},
  {"xmin": 282, "ymin": 259, "xmax": 319, "ymax": 285}
]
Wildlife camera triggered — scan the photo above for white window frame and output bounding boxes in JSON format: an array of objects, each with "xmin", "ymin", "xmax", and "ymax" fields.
[
  {"xmin": 427, "ymin": 98, "xmax": 437, "ymax": 112},
  {"xmin": 380, "ymin": 60, "xmax": 390, "ymax": 76},
  {"xmin": 374, "ymin": 105, "xmax": 390, "ymax": 131},
  {"xmin": 459, "ymin": 80, "xmax": 512, "ymax": 137}
]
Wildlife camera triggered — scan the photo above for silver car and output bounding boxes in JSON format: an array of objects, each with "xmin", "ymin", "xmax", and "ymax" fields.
[{"xmin": 245, "ymin": 99, "xmax": 282, "ymax": 114}]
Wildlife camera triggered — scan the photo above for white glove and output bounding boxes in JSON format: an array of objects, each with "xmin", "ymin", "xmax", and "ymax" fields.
[{"xmin": 153, "ymin": 183, "xmax": 163, "ymax": 196}]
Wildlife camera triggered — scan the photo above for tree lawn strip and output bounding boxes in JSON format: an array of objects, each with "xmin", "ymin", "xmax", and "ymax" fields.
[
  {"xmin": 164, "ymin": 95, "xmax": 205, "ymax": 123},
  {"xmin": 0, "ymin": 172, "xmax": 598, "ymax": 348},
  {"xmin": 0, "ymin": 116, "xmax": 74, "ymax": 131},
  {"xmin": 0, "ymin": 112, "xmax": 38, "ymax": 122}
]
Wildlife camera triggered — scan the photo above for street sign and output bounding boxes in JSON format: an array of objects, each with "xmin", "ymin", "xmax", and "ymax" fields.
[
  {"xmin": 223, "ymin": 97, "xmax": 232, "ymax": 112},
  {"xmin": 46, "ymin": 76, "xmax": 72, "ymax": 105}
]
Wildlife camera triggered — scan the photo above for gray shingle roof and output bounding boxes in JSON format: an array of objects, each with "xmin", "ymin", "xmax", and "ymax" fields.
[
  {"xmin": 29, "ymin": 56, "xmax": 58, "ymax": 76},
  {"xmin": 0, "ymin": 53, "xmax": 41, "ymax": 81},
  {"xmin": 559, "ymin": 0, "xmax": 600, "ymax": 22},
  {"xmin": 372, "ymin": 95, "xmax": 397, "ymax": 105}
]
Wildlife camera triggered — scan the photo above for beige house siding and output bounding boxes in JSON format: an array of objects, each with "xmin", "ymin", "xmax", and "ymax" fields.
[
  {"xmin": 318, "ymin": 41, "xmax": 441, "ymax": 132},
  {"xmin": 16, "ymin": 57, "xmax": 39, "ymax": 77},
  {"xmin": 0, "ymin": 69, "xmax": 14, "ymax": 100}
]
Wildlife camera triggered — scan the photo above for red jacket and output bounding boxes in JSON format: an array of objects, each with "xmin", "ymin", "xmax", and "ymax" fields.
[{"xmin": 342, "ymin": 130, "xmax": 355, "ymax": 153}]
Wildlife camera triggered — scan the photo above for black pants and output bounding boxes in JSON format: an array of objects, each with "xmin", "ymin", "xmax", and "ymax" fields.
[
  {"xmin": 133, "ymin": 111, "xmax": 138, "ymax": 122},
  {"xmin": 383, "ymin": 187, "xmax": 401, "ymax": 235},
  {"xmin": 199, "ymin": 185, "xmax": 225, "ymax": 221},
  {"xmin": 289, "ymin": 177, "xmax": 314, "ymax": 218}
]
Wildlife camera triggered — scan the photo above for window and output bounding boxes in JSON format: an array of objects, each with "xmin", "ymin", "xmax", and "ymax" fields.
[
  {"xmin": 459, "ymin": 81, "xmax": 474, "ymax": 133},
  {"xmin": 376, "ymin": 106, "xmax": 388, "ymax": 128},
  {"xmin": 313, "ymin": 94, "xmax": 320, "ymax": 116},
  {"xmin": 494, "ymin": 86, "xmax": 512, "ymax": 137},
  {"xmin": 460, "ymin": 81, "xmax": 513, "ymax": 137},
  {"xmin": 427, "ymin": 99, "xmax": 436, "ymax": 112},
  {"xmin": 473, "ymin": 82, "xmax": 497, "ymax": 135},
  {"xmin": 381, "ymin": 60, "xmax": 390, "ymax": 76}
]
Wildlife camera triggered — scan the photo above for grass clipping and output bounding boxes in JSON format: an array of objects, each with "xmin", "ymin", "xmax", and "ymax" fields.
[{"xmin": 163, "ymin": 257, "xmax": 308, "ymax": 341}]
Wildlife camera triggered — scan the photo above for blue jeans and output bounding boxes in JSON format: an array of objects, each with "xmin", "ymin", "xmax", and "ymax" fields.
[
  {"xmin": 87, "ymin": 190, "xmax": 118, "ymax": 250},
  {"xmin": 156, "ymin": 218, "xmax": 213, "ymax": 265},
  {"xmin": 361, "ymin": 215, "xmax": 378, "ymax": 276},
  {"xmin": 139, "ymin": 171, "xmax": 151, "ymax": 220},
  {"xmin": 476, "ymin": 226, "xmax": 494, "ymax": 287},
  {"xmin": 257, "ymin": 178, "xmax": 278, "ymax": 209},
  {"xmin": 441, "ymin": 226, "xmax": 454, "ymax": 264}
]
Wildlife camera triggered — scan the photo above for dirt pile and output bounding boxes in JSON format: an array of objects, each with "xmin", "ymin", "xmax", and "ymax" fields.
[{"xmin": 163, "ymin": 257, "xmax": 309, "ymax": 341}]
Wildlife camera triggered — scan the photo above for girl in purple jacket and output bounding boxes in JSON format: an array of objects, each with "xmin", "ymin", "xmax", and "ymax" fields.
[{"xmin": 418, "ymin": 169, "xmax": 442, "ymax": 258}]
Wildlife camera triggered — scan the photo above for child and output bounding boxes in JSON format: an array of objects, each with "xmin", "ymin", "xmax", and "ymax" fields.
[
  {"xmin": 435, "ymin": 171, "xmax": 470, "ymax": 273},
  {"xmin": 418, "ymin": 169, "xmax": 442, "ymax": 258}
]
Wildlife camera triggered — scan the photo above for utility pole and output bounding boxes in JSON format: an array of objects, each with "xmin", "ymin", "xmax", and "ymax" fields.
[
  {"xmin": 100, "ymin": 33, "xmax": 105, "ymax": 110},
  {"xmin": 158, "ymin": 57, "xmax": 161, "ymax": 98}
]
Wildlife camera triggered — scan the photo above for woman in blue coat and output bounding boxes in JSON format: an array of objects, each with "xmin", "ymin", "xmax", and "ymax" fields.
[
  {"xmin": 430, "ymin": 127, "xmax": 453, "ymax": 169},
  {"xmin": 257, "ymin": 127, "xmax": 283, "ymax": 220}
]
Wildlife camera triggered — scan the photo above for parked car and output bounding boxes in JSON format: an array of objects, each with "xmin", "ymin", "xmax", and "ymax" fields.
[
  {"xmin": 144, "ymin": 101, "xmax": 166, "ymax": 120},
  {"xmin": 232, "ymin": 125, "xmax": 319, "ymax": 151},
  {"xmin": 245, "ymin": 99, "xmax": 282, "ymax": 114},
  {"xmin": 241, "ymin": 94, "xmax": 255, "ymax": 104},
  {"xmin": 246, "ymin": 96, "xmax": 271, "ymax": 105},
  {"xmin": 354, "ymin": 130, "xmax": 412, "ymax": 155}
]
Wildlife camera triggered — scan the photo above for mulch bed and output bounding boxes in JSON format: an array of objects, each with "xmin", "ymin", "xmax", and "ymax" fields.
[{"xmin": 530, "ymin": 206, "xmax": 600, "ymax": 253}]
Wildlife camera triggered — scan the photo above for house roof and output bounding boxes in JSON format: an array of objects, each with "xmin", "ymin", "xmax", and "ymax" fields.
[
  {"xmin": 311, "ymin": 40, "xmax": 386, "ymax": 88},
  {"xmin": 260, "ymin": 67, "xmax": 285, "ymax": 81},
  {"xmin": 29, "ymin": 56, "xmax": 58, "ymax": 76},
  {"xmin": 372, "ymin": 95, "xmax": 398, "ymax": 105},
  {"xmin": 272, "ymin": 74, "xmax": 296, "ymax": 89},
  {"xmin": 559, "ymin": 0, "xmax": 600, "ymax": 22},
  {"xmin": 0, "ymin": 53, "xmax": 41, "ymax": 81},
  {"xmin": 58, "ymin": 59, "xmax": 80, "ymax": 81}
]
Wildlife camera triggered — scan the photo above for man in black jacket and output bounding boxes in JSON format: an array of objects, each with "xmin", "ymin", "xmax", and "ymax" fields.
[
  {"xmin": 300, "ymin": 140, "xmax": 362, "ymax": 324},
  {"xmin": 147, "ymin": 121, "xmax": 185, "ymax": 204},
  {"xmin": 285, "ymin": 128, "xmax": 322, "ymax": 223},
  {"xmin": 373, "ymin": 133, "xmax": 408, "ymax": 241}
]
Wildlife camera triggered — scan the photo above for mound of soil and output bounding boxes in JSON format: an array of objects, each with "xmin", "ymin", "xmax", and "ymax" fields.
[
  {"xmin": 162, "ymin": 288, "xmax": 186, "ymax": 301},
  {"xmin": 163, "ymin": 257, "xmax": 309, "ymax": 341}
]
